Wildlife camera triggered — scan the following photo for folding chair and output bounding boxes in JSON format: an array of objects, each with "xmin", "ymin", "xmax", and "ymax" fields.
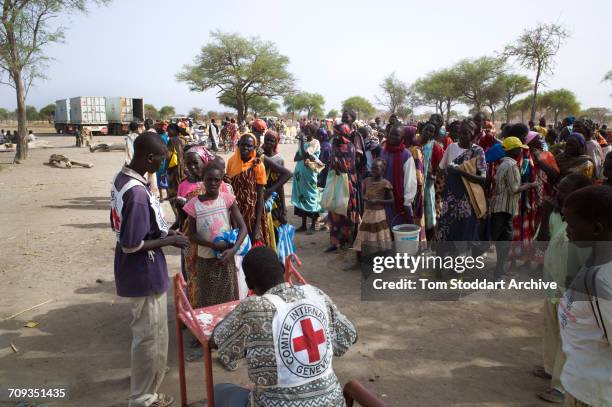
[{"xmin": 343, "ymin": 380, "xmax": 389, "ymax": 407}]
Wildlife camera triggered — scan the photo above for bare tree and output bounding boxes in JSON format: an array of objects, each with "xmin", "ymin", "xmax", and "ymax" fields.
[
  {"xmin": 377, "ymin": 73, "xmax": 411, "ymax": 115},
  {"xmin": 0, "ymin": 0, "xmax": 107, "ymax": 162},
  {"xmin": 503, "ymin": 23, "xmax": 570, "ymax": 123}
]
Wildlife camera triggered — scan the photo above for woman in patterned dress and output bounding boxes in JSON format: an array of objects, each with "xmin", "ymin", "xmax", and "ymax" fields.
[
  {"xmin": 436, "ymin": 119, "xmax": 487, "ymax": 254},
  {"xmin": 326, "ymin": 124, "xmax": 361, "ymax": 252}
]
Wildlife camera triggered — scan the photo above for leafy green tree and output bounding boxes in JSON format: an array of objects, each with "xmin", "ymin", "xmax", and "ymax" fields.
[
  {"xmin": 39, "ymin": 104, "xmax": 56, "ymax": 123},
  {"xmin": 539, "ymin": 89, "xmax": 580, "ymax": 124},
  {"xmin": 454, "ymin": 56, "xmax": 505, "ymax": 112},
  {"xmin": 342, "ymin": 96, "xmax": 376, "ymax": 120},
  {"xmin": 377, "ymin": 73, "xmax": 411, "ymax": 115},
  {"xmin": 188, "ymin": 107, "xmax": 204, "ymax": 122},
  {"xmin": 25, "ymin": 105, "xmax": 38, "ymax": 121},
  {"xmin": 177, "ymin": 31, "xmax": 295, "ymax": 123},
  {"xmin": 503, "ymin": 23, "xmax": 570, "ymax": 122},
  {"xmin": 1, "ymin": 0, "xmax": 108, "ymax": 162},
  {"xmin": 326, "ymin": 109, "xmax": 339, "ymax": 119},
  {"xmin": 292, "ymin": 92, "xmax": 325, "ymax": 119},
  {"xmin": 413, "ymin": 68, "xmax": 462, "ymax": 123},
  {"xmin": 0, "ymin": 107, "xmax": 8, "ymax": 121},
  {"xmin": 159, "ymin": 105, "xmax": 176, "ymax": 120},
  {"xmin": 249, "ymin": 96, "xmax": 280, "ymax": 117},
  {"xmin": 495, "ymin": 74, "xmax": 532, "ymax": 122},
  {"xmin": 144, "ymin": 104, "xmax": 159, "ymax": 120},
  {"xmin": 509, "ymin": 96, "xmax": 534, "ymax": 123}
]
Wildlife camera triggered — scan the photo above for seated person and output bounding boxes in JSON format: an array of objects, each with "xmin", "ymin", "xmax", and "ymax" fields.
[{"xmin": 211, "ymin": 247, "xmax": 358, "ymax": 406}]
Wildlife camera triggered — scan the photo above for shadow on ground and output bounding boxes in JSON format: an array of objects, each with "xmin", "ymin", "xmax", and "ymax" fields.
[{"xmin": 44, "ymin": 196, "xmax": 108, "ymax": 211}]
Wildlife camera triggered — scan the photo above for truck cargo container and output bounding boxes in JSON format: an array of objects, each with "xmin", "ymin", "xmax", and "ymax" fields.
[
  {"xmin": 105, "ymin": 97, "xmax": 144, "ymax": 135},
  {"xmin": 54, "ymin": 99, "xmax": 73, "ymax": 133},
  {"xmin": 68, "ymin": 96, "xmax": 108, "ymax": 135}
]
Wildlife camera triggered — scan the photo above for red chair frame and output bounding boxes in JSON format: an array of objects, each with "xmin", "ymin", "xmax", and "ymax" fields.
[
  {"xmin": 343, "ymin": 380, "xmax": 389, "ymax": 407},
  {"xmin": 173, "ymin": 253, "xmax": 306, "ymax": 406}
]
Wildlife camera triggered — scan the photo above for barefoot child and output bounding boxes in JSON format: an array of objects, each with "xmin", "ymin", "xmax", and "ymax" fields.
[
  {"xmin": 559, "ymin": 185, "xmax": 612, "ymax": 407},
  {"xmin": 182, "ymin": 165, "xmax": 248, "ymax": 309},
  {"xmin": 350, "ymin": 158, "xmax": 394, "ymax": 266}
]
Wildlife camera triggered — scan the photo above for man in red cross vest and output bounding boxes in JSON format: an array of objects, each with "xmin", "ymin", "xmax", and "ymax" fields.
[{"xmin": 211, "ymin": 247, "xmax": 358, "ymax": 406}]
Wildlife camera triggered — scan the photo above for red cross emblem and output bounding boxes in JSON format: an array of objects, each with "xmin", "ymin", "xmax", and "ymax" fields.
[
  {"xmin": 111, "ymin": 207, "xmax": 121, "ymax": 231},
  {"xmin": 292, "ymin": 318, "xmax": 326, "ymax": 363}
]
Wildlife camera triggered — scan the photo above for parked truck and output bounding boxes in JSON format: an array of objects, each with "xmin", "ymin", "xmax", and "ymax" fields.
[
  {"xmin": 105, "ymin": 97, "xmax": 144, "ymax": 135},
  {"xmin": 54, "ymin": 96, "xmax": 108, "ymax": 135},
  {"xmin": 54, "ymin": 99, "xmax": 72, "ymax": 133},
  {"xmin": 54, "ymin": 96, "xmax": 145, "ymax": 135}
]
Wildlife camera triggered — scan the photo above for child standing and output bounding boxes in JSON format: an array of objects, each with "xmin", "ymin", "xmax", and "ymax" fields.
[
  {"xmin": 352, "ymin": 158, "xmax": 394, "ymax": 256},
  {"xmin": 534, "ymin": 174, "xmax": 592, "ymax": 404},
  {"xmin": 559, "ymin": 185, "xmax": 612, "ymax": 407},
  {"xmin": 489, "ymin": 137, "xmax": 537, "ymax": 280},
  {"xmin": 182, "ymin": 165, "xmax": 248, "ymax": 309}
]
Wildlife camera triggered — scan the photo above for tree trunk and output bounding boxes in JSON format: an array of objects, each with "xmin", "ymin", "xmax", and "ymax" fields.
[
  {"xmin": 445, "ymin": 100, "xmax": 451, "ymax": 125},
  {"xmin": 505, "ymin": 107, "xmax": 511, "ymax": 123},
  {"xmin": 530, "ymin": 66, "xmax": 542, "ymax": 123},
  {"xmin": 13, "ymin": 69, "xmax": 28, "ymax": 162}
]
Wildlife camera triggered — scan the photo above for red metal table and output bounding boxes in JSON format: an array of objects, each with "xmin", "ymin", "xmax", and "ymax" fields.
[{"xmin": 173, "ymin": 254, "xmax": 306, "ymax": 407}]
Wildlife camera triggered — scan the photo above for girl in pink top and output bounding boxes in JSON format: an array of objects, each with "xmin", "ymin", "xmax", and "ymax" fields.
[{"xmin": 182, "ymin": 165, "xmax": 248, "ymax": 309}]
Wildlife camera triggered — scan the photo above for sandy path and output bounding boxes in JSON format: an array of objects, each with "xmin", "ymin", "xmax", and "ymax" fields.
[{"xmin": 0, "ymin": 135, "xmax": 550, "ymax": 406}]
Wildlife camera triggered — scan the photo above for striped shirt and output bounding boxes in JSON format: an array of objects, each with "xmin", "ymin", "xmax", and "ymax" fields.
[{"xmin": 490, "ymin": 157, "xmax": 521, "ymax": 216}]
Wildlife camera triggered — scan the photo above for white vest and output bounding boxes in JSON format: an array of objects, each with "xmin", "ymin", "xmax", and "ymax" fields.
[
  {"xmin": 264, "ymin": 285, "xmax": 333, "ymax": 388},
  {"xmin": 110, "ymin": 173, "xmax": 169, "ymax": 242}
]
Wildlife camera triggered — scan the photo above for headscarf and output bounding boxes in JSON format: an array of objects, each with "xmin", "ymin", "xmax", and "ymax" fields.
[
  {"xmin": 565, "ymin": 116, "xmax": 576, "ymax": 125},
  {"xmin": 186, "ymin": 145, "xmax": 214, "ymax": 164},
  {"xmin": 556, "ymin": 132, "xmax": 594, "ymax": 177},
  {"xmin": 239, "ymin": 132, "xmax": 258, "ymax": 148},
  {"xmin": 384, "ymin": 132, "xmax": 407, "ymax": 213},
  {"xmin": 525, "ymin": 131, "xmax": 540, "ymax": 146},
  {"xmin": 364, "ymin": 134, "xmax": 380, "ymax": 151},
  {"xmin": 568, "ymin": 132, "xmax": 586, "ymax": 149},
  {"xmin": 317, "ymin": 127, "xmax": 330, "ymax": 143},
  {"xmin": 333, "ymin": 123, "xmax": 351, "ymax": 145},
  {"xmin": 403, "ymin": 126, "xmax": 418, "ymax": 146}
]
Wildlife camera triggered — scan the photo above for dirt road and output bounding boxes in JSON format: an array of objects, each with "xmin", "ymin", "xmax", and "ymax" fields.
[{"xmin": 0, "ymin": 135, "xmax": 551, "ymax": 406}]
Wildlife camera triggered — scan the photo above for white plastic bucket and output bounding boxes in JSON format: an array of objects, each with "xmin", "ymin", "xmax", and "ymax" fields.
[{"xmin": 392, "ymin": 224, "xmax": 421, "ymax": 255}]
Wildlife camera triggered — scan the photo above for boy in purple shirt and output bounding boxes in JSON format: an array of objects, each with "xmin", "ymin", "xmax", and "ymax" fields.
[{"xmin": 111, "ymin": 132, "xmax": 189, "ymax": 407}]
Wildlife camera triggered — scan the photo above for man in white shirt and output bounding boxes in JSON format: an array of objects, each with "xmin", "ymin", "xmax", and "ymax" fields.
[{"xmin": 125, "ymin": 121, "xmax": 143, "ymax": 165}]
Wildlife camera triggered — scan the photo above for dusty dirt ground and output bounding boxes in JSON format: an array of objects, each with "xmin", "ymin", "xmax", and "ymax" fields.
[{"xmin": 0, "ymin": 135, "xmax": 553, "ymax": 407}]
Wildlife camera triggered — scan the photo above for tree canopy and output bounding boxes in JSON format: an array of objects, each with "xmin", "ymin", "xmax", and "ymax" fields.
[
  {"xmin": 539, "ymin": 89, "xmax": 580, "ymax": 124},
  {"xmin": 495, "ymin": 74, "xmax": 532, "ymax": 122},
  {"xmin": 503, "ymin": 23, "xmax": 570, "ymax": 122},
  {"xmin": 413, "ymin": 68, "xmax": 462, "ymax": 123},
  {"xmin": 39, "ymin": 104, "xmax": 56, "ymax": 122},
  {"xmin": 377, "ymin": 73, "xmax": 411, "ymax": 115},
  {"xmin": 454, "ymin": 56, "xmax": 505, "ymax": 113},
  {"xmin": 581, "ymin": 107, "xmax": 611, "ymax": 124},
  {"xmin": 290, "ymin": 92, "xmax": 325, "ymax": 118},
  {"xmin": 177, "ymin": 31, "xmax": 295, "ymax": 122},
  {"xmin": 342, "ymin": 96, "xmax": 376, "ymax": 120},
  {"xmin": 144, "ymin": 104, "xmax": 159, "ymax": 120},
  {"xmin": 1, "ymin": 0, "xmax": 108, "ymax": 161},
  {"xmin": 159, "ymin": 105, "xmax": 176, "ymax": 119},
  {"xmin": 188, "ymin": 107, "xmax": 204, "ymax": 122},
  {"xmin": 327, "ymin": 109, "xmax": 339, "ymax": 119}
]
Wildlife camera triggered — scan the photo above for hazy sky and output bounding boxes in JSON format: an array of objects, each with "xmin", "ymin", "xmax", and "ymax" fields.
[{"xmin": 2, "ymin": 0, "xmax": 611, "ymax": 116}]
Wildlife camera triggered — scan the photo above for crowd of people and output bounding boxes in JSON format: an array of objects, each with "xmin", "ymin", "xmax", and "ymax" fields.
[{"xmin": 110, "ymin": 108, "xmax": 612, "ymax": 407}]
